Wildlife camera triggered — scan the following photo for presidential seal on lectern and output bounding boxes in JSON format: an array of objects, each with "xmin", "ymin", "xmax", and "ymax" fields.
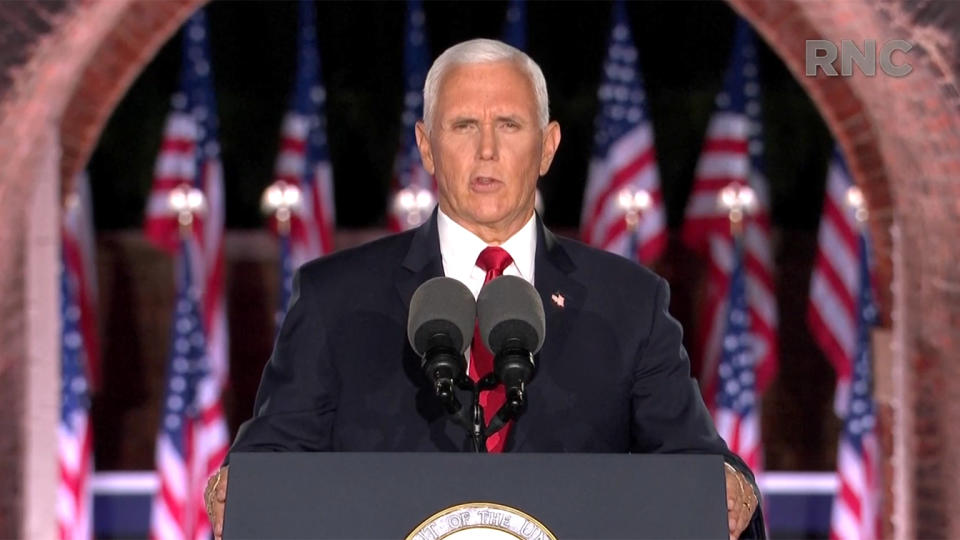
[{"xmin": 406, "ymin": 502, "xmax": 557, "ymax": 540}]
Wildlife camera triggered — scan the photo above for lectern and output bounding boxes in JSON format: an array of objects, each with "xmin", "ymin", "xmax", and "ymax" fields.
[{"xmin": 223, "ymin": 452, "xmax": 729, "ymax": 539}]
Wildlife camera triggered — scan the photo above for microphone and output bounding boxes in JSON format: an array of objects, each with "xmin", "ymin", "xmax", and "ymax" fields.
[
  {"xmin": 407, "ymin": 277, "xmax": 476, "ymax": 413},
  {"xmin": 476, "ymin": 275, "xmax": 545, "ymax": 419}
]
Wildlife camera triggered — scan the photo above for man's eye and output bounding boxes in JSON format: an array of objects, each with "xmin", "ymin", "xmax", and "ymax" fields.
[
  {"xmin": 452, "ymin": 122, "xmax": 475, "ymax": 131},
  {"xmin": 501, "ymin": 121, "xmax": 520, "ymax": 130}
]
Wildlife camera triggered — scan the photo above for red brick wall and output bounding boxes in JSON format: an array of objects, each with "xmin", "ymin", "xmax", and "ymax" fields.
[
  {"xmin": 0, "ymin": 1, "xmax": 75, "ymax": 534},
  {"xmin": 0, "ymin": 1, "xmax": 68, "ymax": 101},
  {"xmin": 0, "ymin": 358, "xmax": 24, "ymax": 538}
]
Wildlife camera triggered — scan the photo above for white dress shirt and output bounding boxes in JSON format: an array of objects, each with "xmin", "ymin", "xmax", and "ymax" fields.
[
  {"xmin": 437, "ymin": 208, "xmax": 537, "ymax": 370},
  {"xmin": 437, "ymin": 209, "xmax": 537, "ymax": 297}
]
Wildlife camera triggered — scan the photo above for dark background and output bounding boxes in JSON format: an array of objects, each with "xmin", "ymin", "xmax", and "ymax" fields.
[{"xmin": 88, "ymin": 0, "xmax": 833, "ymax": 232}]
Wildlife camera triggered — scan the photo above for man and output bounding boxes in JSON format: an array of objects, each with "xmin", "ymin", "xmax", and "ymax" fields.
[{"xmin": 206, "ymin": 38, "xmax": 761, "ymax": 539}]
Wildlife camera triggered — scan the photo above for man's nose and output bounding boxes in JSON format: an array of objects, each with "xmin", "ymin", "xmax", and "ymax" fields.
[{"xmin": 478, "ymin": 123, "xmax": 498, "ymax": 160}]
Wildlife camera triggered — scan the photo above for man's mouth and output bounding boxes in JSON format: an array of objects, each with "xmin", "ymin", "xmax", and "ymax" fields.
[{"xmin": 471, "ymin": 176, "xmax": 501, "ymax": 191}]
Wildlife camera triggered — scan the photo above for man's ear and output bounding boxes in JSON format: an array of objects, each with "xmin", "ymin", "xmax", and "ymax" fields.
[
  {"xmin": 415, "ymin": 121, "xmax": 436, "ymax": 175},
  {"xmin": 539, "ymin": 121, "xmax": 562, "ymax": 176}
]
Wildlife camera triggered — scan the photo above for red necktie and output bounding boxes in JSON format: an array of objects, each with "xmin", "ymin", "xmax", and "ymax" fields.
[{"xmin": 469, "ymin": 246, "xmax": 515, "ymax": 452}]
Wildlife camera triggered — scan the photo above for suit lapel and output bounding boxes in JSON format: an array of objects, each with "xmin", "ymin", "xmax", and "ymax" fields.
[
  {"xmin": 395, "ymin": 210, "xmax": 445, "ymax": 311},
  {"xmin": 508, "ymin": 216, "xmax": 586, "ymax": 451}
]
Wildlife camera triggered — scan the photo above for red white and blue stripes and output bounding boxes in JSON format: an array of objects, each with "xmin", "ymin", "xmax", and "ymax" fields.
[
  {"xmin": 145, "ymin": 11, "xmax": 229, "ymax": 540},
  {"xmin": 270, "ymin": 0, "xmax": 336, "ymax": 318},
  {"xmin": 681, "ymin": 19, "xmax": 778, "ymax": 412},
  {"xmin": 581, "ymin": 1, "xmax": 666, "ymax": 264},
  {"xmin": 808, "ymin": 150, "xmax": 864, "ymax": 416},
  {"xmin": 811, "ymin": 150, "xmax": 882, "ymax": 540},
  {"xmin": 58, "ymin": 171, "xmax": 97, "ymax": 540}
]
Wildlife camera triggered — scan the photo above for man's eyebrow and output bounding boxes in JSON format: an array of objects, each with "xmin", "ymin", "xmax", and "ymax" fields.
[{"xmin": 446, "ymin": 114, "xmax": 526, "ymax": 123}]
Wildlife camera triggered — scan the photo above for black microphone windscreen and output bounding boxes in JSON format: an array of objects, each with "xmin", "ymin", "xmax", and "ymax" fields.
[
  {"xmin": 407, "ymin": 277, "xmax": 476, "ymax": 355},
  {"xmin": 476, "ymin": 275, "xmax": 545, "ymax": 354}
]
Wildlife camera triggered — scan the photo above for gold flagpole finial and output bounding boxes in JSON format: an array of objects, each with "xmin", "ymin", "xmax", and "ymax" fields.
[
  {"xmin": 261, "ymin": 181, "xmax": 303, "ymax": 235},
  {"xmin": 393, "ymin": 185, "xmax": 435, "ymax": 228},
  {"xmin": 618, "ymin": 188, "xmax": 651, "ymax": 233},
  {"xmin": 845, "ymin": 186, "xmax": 868, "ymax": 226},
  {"xmin": 168, "ymin": 184, "xmax": 208, "ymax": 237},
  {"xmin": 718, "ymin": 183, "xmax": 755, "ymax": 239}
]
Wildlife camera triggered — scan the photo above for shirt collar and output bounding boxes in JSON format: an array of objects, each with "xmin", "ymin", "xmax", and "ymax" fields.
[{"xmin": 437, "ymin": 209, "xmax": 537, "ymax": 281}]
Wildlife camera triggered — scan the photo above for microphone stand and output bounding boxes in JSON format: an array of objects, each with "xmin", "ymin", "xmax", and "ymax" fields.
[
  {"xmin": 447, "ymin": 374, "xmax": 519, "ymax": 453},
  {"xmin": 442, "ymin": 376, "xmax": 487, "ymax": 453},
  {"xmin": 422, "ymin": 347, "xmax": 486, "ymax": 451},
  {"xmin": 434, "ymin": 369, "xmax": 492, "ymax": 453},
  {"xmin": 469, "ymin": 380, "xmax": 486, "ymax": 453},
  {"xmin": 468, "ymin": 374, "xmax": 502, "ymax": 453},
  {"xmin": 456, "ymin": 376, "xmax": 496, "ymax": 454}
]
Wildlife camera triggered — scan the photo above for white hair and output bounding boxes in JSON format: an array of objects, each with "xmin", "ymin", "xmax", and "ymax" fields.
[{"xmin": 422, "ymin": 38, "xmax": 550, "ymax": 130}]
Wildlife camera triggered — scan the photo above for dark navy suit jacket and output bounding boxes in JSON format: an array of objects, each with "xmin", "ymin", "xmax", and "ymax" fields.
[{"xmin": 230, "ymin": 212, "xmax": 764, "ymax": 536}]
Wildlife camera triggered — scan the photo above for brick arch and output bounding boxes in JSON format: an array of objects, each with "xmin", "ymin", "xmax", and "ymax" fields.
[
  {"xmin": 728, "ymin": 1, "xmax": 960, "ymax": 538},
  {"xmin": 0, "ymin": 1, "xmax": 207, "ymax": 536},
  {"xmin": 60, "ymin": 0, "xmax": 208, "ymax": 197}
]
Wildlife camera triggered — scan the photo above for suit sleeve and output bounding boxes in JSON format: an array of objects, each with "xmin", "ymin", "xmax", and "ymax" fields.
[
  {"xmin": 631, "ymin": 277, "xmax": 764, "ymax": 538},
  {"xmin": 228, "ymin": 268, "xmax": 339, "ymax": 456}
]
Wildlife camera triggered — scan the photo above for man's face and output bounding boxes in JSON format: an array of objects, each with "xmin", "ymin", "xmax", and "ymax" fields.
[{"xmin": 416, "ymin": 61, "xmax": 561, "ymax": 241}]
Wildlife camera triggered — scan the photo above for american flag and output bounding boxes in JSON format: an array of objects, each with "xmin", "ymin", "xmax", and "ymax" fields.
[
  {"xmin": 714, "ymin": 238, "xmax": 763, "ymax": 471},
  {"xmin": 681, "ymin": 18, "xmax": 778, "ymax": 402},
  {"xmin": 153, "ymin": 245, "xmax": 228, "ymax": 540},
  {"xmin": 270, "ymin": 0, "xmax": 336, "ymax": 275},
  {"xmin": 58, "ymin": 175, "xmax": 97, "ymax": 540},
  {"xmin": 501, "ymin": 0, "xmax": 526, "ymax": 51},
  {"xmin": 580, "ymin": 0, "xmax": 666, "ymax": 264},
  {"xmin": 829, "ymin": 231, "xmax": 881, "ymax": 540},
  {"xmin": 145, "ymin": 11, "xmax": 230, "ymax": 540},
  {"xmin": 61, "ymin": 172, "xmax": 101, "ymax": 389},
  {"xmin": 388, "ymin": 0, "xmax": 435, "ymax": 232},
  {"xmin": 808, "ymin": 150, "xmax": 863, "ymax": 416}
]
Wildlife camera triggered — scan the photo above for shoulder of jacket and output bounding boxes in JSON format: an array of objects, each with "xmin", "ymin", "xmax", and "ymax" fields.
[
  {"xmin": 553, "ymin": 234, "xmax": 665, "ymax": 291},
  {"xmin": 297, "ymin": 230, "xmax": 415, "ymax": 285}
]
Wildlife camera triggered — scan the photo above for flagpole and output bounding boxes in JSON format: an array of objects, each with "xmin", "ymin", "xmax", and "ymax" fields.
[
  {"xmin": 715, "ymin": 180, "xmax": 765, "ymax": 479},
  {"xmin": 262, "ymin": 180, "xmax": 302, "ymax": 237},
  {"xmin": 169, "ymin": 182, "xmax": 206, "ymax": 294},
  {"xmin": 830, "ymin": 183, "xmax": 881, "ymax": 540},
  {"xmin": 719, "ymin": 183, "xmax": 756, "ymax": 243},
  {"xmin": 165, "ymin": 183, "xmax": 207, "ymax": 539},
  {"xmin": 169, "ymin": 182, "xmax": 208, "ymax": 268},
  {"xmin": 845, "ymin": 185, "xmax": 869, "ymax": 227},
  {"xmin": 169, "ymin": 184, "xmax": 208, "ymax": 235},
  {"xmin": 618, "ymin": 188, "xmax": 651, "ymax": 262},
  {"xmin": 262, "ymin": 180, "xmax": 302, "ymax": 326},
  {"xmin": 392, "ymin": 184, "xmax": 436, "ymax": 229}
]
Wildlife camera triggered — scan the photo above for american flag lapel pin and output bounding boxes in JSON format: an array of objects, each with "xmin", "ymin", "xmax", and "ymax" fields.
[{"xmin": 551, "ymin": 292, "xmax": 565, "ymax": 308}]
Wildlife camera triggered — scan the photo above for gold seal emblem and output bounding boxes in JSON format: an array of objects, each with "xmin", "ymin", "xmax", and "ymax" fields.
[{"xmin": 406, "ymin": 502, "xmax": 557, "ymax": 540}]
